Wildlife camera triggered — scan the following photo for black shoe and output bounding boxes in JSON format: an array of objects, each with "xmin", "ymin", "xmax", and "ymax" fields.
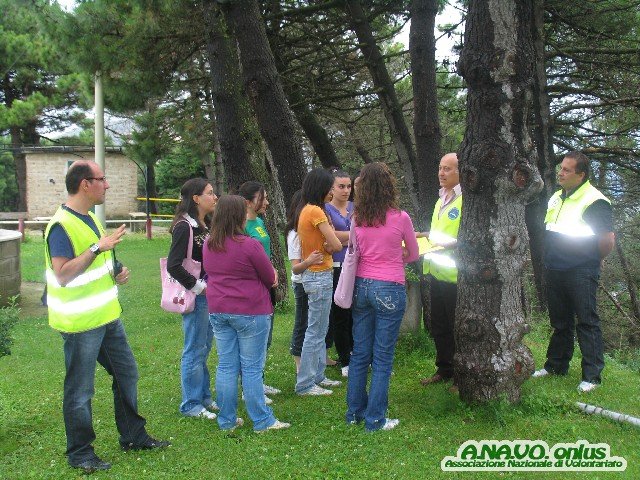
[
  {"xmin": 71, "ymin": 457, "xmax": 111, "ymax": 474},
  {"xmin": 121, "ymin": 436, "xmax": 171, "ymax": 452}
]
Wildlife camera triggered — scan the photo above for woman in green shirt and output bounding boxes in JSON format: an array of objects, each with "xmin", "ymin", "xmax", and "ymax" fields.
[{"xmin": 238, "ymin": 181, "xmax": 280, "ymax": 400}]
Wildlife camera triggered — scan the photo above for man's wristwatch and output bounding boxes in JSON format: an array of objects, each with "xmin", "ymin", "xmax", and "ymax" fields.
[{"xmin": 89, "ymin": 243, "xmax": 101, "ymax": 255}]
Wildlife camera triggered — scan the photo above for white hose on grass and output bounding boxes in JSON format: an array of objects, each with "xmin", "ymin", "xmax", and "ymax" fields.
[{"xmin": 576, "ymin": 402, "xmax": 640, "ymax": 428}]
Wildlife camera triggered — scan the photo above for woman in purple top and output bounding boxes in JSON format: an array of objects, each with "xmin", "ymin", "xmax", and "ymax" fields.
[
  {"xmin": 325, "ymin": 169, "xmax": 354, "ymax": 376},
  {"xmin": 203, "ymin": 195, "xmax": 290, "ymax": 432},
  {"xmin": 346, "ymin": 163, "xmax": 419, "ymax": 432}
]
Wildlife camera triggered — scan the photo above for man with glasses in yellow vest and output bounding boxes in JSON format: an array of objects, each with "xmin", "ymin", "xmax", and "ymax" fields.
[
  {"xmin": 419, "ymin": 153, "xmax": 462, "ymax": 387},
  {"xmin": 45, "ymin": 161, "xmax": 169, "ymax": 474},
  {"xmin": 532, "ymin": 152, "xmax": 614, "ymax": 393}
]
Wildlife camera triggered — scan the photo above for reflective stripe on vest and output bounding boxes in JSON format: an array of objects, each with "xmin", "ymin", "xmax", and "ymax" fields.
[
  {"xmin": 45, "ymin": 207, "xmax": 122, "ymax": 333},
  {"xmin": 544, "ymin": 181, "xmax": 610, "ymax": 239},
  {"xmin": 423, "ymin": 194, "xmax": 462, "ymax": 283}
]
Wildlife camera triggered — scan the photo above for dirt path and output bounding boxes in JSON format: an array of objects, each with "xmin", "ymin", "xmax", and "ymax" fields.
[{"xmin": 18, "ymin": 282, "xmax": 47, "ymax": 319}]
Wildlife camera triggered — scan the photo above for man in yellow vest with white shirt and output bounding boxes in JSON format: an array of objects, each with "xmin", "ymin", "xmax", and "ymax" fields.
[
  {"xmin": 420, "ymin": 153, "xmax": 462, "ymax": 386},
  {"xmin": 45, "ymin": 161, "xmax": 169, "ymax": 474},
  {"xmin": 532, "ymin": 151, "xmax": 614, "ymax": 393}
]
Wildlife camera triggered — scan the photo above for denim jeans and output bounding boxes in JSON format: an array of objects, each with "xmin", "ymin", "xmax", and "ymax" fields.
[
  {"xmin": 61, "ymin": 320, "xmax": 149, "ymax": 465},
  {"xmin": 295, "ymin": 270, "xmax": 333, "ymax": 393},
  {"xmin": 346, "ymin": 278, "xmax": 406, "ymax": 431},
  {"xmin": 180, "ymin": 294, "xmax": 214, "ymax": 415},
  {"xmin": 290, "ymin": 281, "xmax": 309, "ymax": 356},
  {"xmin": 544, "ymin": 267, "xmax": 605, "ymax": 383},
  {"xmin": 210, "ymin": 313, "xmax": 276, "ymax": 431}
]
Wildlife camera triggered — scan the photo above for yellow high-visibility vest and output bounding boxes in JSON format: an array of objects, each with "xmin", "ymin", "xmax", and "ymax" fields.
[
  {"xmin": 423, "ymin": 194, "xmax": 462, "ymax": 284},
  {"xmin": 545, "ymin": 181, "xmax": 610, "ymax": 237},
  {"xmin": 45, "ymin": 207, "xmax": 122, "ymax": 333}
]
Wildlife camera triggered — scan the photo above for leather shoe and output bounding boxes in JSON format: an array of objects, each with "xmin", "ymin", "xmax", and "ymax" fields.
[
  {"xmin": 121, "ymin": 436, "xmax": 171, "ymax": 451},
  {"xmin": 420, "ymin": 373, "xmax": 450, "ymax": 386},
  {"xmin": 71, "ymin": 457, "xmax": 111, "ymax": 473}
]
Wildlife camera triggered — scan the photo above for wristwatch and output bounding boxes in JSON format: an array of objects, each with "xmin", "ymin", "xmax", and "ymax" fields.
[{"xmin": 89, "ymin": 243, "xmax": 101, "ymax": 255}]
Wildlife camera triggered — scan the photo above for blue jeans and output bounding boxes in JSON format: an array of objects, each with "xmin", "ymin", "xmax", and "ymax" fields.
[
  {"xmin": 346, "ymin": 278, "xmax": 406, "ymax": 431},
  {"xmin": 210, "ymin": 313, "xmax": 276, "ymax": 431},
  {"xmin": 290, "ymin": 281, "xmax": 309, "ymax": 356},
  {"xmin": 295, "ymin": 270, "xmax": 333, "ymax": 393},
  {"xmin": 180, "ymin": 294, "xmax": 214, "ymax": 415},
  {"xmin": 544, "ymin": 267, "xmax": 605, "ymax": 383},
  {"xmin": 61, "ymin": 320, "xmax": 149, "ymax": 465}
]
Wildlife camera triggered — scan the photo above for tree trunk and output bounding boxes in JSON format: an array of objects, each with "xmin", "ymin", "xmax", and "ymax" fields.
[
  {"xmin": 344, "ymin": 0, "xmax": 420, "ymax": 215},
  {"xmin": 220, "ymin": 0, "xmax": 307, "ymax": 209},
  {"xmin": 204, "ymin": 2, "xmax": 257, "ymax": 192},
  {"xmin": 525, "ymin": 0, "xmax": 557, "ymax": 311},
  {"xmin": 410, "ymin": 0, "xmax": 442, "ymax": 225},
  {"xmin": 146, "ymin": 163, "xmax": 158, "ymax": 215},
  {"xmin": 205, "ymin": 1, "xmax": 288, "ymax": 300},
  {"xmin": 456, "ymin": 0, "xmax": 543, "ymax": 403},
  {"xmin": 10, "ymin": 127, "xmax": 28, "ymax": 212}
]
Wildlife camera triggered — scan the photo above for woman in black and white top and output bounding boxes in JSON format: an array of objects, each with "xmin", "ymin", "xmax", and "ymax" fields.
[{"xmin": 167, "ymin": 178, "xmax": 217, "ymax": 419}]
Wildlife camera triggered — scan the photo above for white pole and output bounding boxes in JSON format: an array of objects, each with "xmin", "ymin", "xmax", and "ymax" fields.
[
  {"xmin": 94, "ymin": 71, "xmax": 106, "ymax": 228},
  {"xmin": 576, "ymin": 402, "xmax": 640, "ymax": 428}
]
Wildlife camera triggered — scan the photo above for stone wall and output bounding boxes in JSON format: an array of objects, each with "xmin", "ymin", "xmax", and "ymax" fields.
[{"xmin": 25, "ymin": 151, "xmax": 138, "ymax": 218}]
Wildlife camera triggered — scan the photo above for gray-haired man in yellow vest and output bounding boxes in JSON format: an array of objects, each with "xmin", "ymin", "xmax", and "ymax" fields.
[
  {"xmin": 45, "ymin": 161, "xmax": 169, "ymax": 474},
  {"xmin": 532, "ymin": 151, "xmax": 614, "ymax": 393},
  {"xmin": 419, "ymin": 153, "xmax": 462, "ymax": 386}
]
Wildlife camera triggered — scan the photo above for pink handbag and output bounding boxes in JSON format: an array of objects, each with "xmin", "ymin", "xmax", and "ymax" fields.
[
  {"xmin": 160, "ymin": 221, "xmax": 200, "ymax": 314},
  {"xmin": 334, "ymin": 218, "xmax": 359, "ymax": 309}
]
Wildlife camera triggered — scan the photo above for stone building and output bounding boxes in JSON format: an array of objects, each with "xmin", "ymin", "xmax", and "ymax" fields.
[{"xmin": 23, "ymin": 146, "xmax": 138, "ymax": 218}]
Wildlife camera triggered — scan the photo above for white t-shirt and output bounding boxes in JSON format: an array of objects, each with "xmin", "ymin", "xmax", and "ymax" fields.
[{"xmin": 287, "ymin": 230, "xmax": 303, "ymax": 283}]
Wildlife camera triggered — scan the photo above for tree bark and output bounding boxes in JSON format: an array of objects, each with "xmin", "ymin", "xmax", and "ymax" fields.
[
  {"xmin": 204, "ymin": 2, "xmax": 258, "ymax": 192},
  {"xmin": 220, "ymin": 0, "xmax": 307, "ymax": 209},
  {"xmin": 525, "ymin": 0, "xmax": 557, "ymax": 311},
  {"xmin": 344, "ymin": 0, "xmax": 420, "ymax": 215},
  {"xmin": 410, "ymin": 0, "xmax": 442, "ymax": 223},
  {"xmin": 456, "ymin": 0, "xmax": 543, "ymax": 403},
  {"xmin": 204, "ymin": 1, "xmax": 288, "ymax": 300}
]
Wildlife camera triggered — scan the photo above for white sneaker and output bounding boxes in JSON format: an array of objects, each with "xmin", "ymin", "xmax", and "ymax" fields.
[
  {"xmin": 195, "ymin": 408, "xmax": 217, "ymax": 420},
  {"xmin": 381, "ymin": 418, "xmax": 400, "ymax": 431},
  {"xmin": 298, "ymin": 385, "xmax": 333, "ymax": 396},
  {"xmin": 319, "ymin": 378, "xmax": 342, "ymax": 387},
  {"xmin": 532, "ymin": 368, "xmax": 549, "ymax": 378},
  {"xmin": 341, "ymin": 366, "xmax": 349, "ymax": 377},
  {"xmin": 256, "ymin": 420, "xmax": 291, "ymax": 433},
  {"xmin": 577, "ymin": 381, "xmax": 598, "ymax": 393},
  {"xmin": 263, "ymin": 384, "xmax": 281, "ymax": 395}
]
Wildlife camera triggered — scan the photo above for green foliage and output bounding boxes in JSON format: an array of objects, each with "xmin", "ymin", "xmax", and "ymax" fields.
[
  {"xmin": 0, "ymin": 149, "xmax": 18, "ymax": 211},
  {"xmin": 0, "ymin": 297, "xmax": 19, "ymax": 358}
]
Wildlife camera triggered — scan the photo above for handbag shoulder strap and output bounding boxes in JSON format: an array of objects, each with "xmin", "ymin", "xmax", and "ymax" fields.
[
  {"xmin": 348, "ymin": 215, "xmax": 357, "ymax": 250},
  {"xmin": 176, "ymin": 220, "xmax": 195, "ymax": 260}
]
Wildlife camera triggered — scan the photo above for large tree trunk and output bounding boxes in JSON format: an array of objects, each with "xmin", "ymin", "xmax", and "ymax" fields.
[
  {"xmin": 615, "ymin": 238, "xmax": 640, "ymax": 347},
  {"xmin": 220, "ymin": 0, "xmax": 306, "ymax": 209},
  {"xmin": 525, "ymin": 0, "xmax": 557, "ymax": 311},
  {"xmin": 204, "ymin": 1, "xmax": 288, "ymax": 300},
  {"xmin": 456, "ymin": 0, "xmax": 543, "ymax": 403},
  {"xmin": 344, "ymin": 0, "xmax": 420, "ymax": 215},
  {"xmin": 410, "ymin": 0, "xmax": 442, "ymax": 223},
  {"xmin": 204, "ymin": 4, "xmax": 257, "ymax": 192}
]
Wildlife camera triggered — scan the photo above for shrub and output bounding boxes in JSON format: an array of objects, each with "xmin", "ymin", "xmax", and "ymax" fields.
[{"xmin": 0, "ymin": 296, "xmax": 19, "ymax": 358}]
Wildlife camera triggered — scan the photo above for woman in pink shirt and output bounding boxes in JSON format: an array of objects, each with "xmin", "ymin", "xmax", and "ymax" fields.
[{"xmin": 346, "ymin": 163, "xmax": 419, "ymax": 432}]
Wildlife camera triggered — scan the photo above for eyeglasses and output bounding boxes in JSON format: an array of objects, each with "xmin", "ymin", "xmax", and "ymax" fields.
[{"xmin": 86, "ymin": 176, "xmax": 107, "ymax": 182}]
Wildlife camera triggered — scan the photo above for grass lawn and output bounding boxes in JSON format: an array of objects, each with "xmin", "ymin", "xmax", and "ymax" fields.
[{"xmin": 1, "ymin": 233, "xmax": 638, "ymax": 479}]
